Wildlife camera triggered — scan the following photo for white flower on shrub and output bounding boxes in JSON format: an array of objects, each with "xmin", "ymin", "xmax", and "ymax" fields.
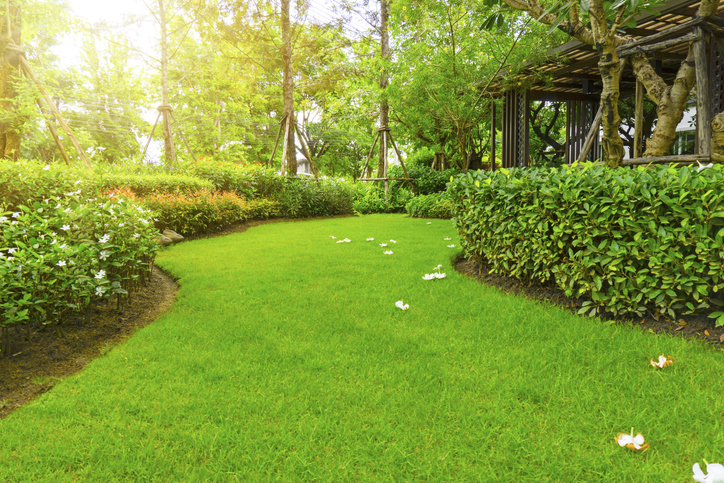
[
  {"xmin": 118, "ymin": 223, "xmax": 125, "ymax": 227},
  {"xmin": 7, "ymin": 256, "xmax": 14, "ymax": 261},
  {"xmin": 10, "ymin": 221, "xmax": 17, "ymax": 225},
  {"xmin": 0, "ymin": 216, "xmax": 7, "ymax": 223},
  {"xmin": 98, "ymin": 234, "xmax": 111, "ymax": 244},
  {"xmin": 395, "ymin": 300, "xmax": 409, "ymax": 310},
  {"xmin": 12, "ymin": 212, "xmax": 20, "ymax": 218},
  {"xmin": 8, "ymin": 248, "xmax": 16, "ymax": 254},
  {"xmin": 61, "ymin": 224, "xmax": 70, "ymax": 231},
  {"xmin": 99, "ymin": 250, "xmax": 110, "ymax": 260},
  {"xmin": 59, "ymin": 243, "xmax": 68, "ymax": 250},
  {"xmin": 95, "ymin": 270, "xmax": 106, "ymax": 279},
  {"xmin": 133, "ymin": 233, "xmax": 140, "ymax": 238},
  {"xmin": 43, "ymin": 165, "xmax": 50, "ymax": 171},
  {"xmin": 95, "ymin": 286, "xmax": 107, "ymax": 297},
  {"xmin": 57, "ymin": 260, "xmax": 66, "ymax": 267}
]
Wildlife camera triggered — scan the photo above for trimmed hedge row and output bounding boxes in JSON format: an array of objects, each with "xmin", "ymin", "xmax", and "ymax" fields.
[
  {"xmin": 449, "ymin": 163, "xmax": 724, "ymax": 321},
  {"xmin": 406, "ymin": 192, "xmax": 453, "ymax": 219}
]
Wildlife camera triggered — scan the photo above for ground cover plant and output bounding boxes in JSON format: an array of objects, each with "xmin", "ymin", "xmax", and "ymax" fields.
[{"xmin": 1, "ymin": 215, "xmax": 724, "ymax": 481}]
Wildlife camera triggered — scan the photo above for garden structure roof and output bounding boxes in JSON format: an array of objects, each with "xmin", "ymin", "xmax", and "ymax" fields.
[{"xmin": 493, "ymin": 0, "xmax": 724, "ymax": 102}]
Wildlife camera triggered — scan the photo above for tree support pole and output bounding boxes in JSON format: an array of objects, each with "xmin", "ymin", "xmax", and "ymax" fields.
[
  {"xmin": 359, "ymin": 131, "xmax": 381, "ymax": 180},
  {"xmin": 17, "ymin": 52, "xmax": 91, "ymax": 169},
  {"xmin": 576, "ymin": 106, "xmax": 603, "ymax": 164},
  {"xmin": 634, "ymin": 80, "xmax": 644, "ymax": 158},
  {"xmin": 35, "ymin": 99, "xmax": 70, "ymax": 165},
  {"xmin": 143, "ymin": 111, "xmax": 162, "ymax": 159},
  {"xmin": 293, "ymin": 122, "xmax": 319, "ymax": 178},
  {"xmin": 268, "ymin": 116, "xmax": 285, "ymax": 167}
]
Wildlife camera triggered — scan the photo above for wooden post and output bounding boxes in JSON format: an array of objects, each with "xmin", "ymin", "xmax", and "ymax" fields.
[
  {"xmin": 168, "ymin": 110, "xmax": 199, "ymax": 164},
  {"xmin": 634, "ymin": 80, "xmax": 644, "ymax": 158},
  {"xmin": 280, "ymin": 115, "xmax": 291, "ymax": 176},
  {"xmin": 490, "ymin": 101, "xmax": 496, "ymax": 171},
  {"xmin": 388, "ymin": 132, "xmax": 416, "ymax": 195},
  {"xmin": 694, "ymin": 26, "xmax": 712, "ymax": 155},
  {"xmin": 17, "ymin": 54, "xmax": 91, "ymax": 169},
  {"xmin": 382, "ymin": 130, "xmax": 389, "ymax": 202}
]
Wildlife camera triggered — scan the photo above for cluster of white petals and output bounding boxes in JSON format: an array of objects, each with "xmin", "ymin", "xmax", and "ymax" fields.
[
  {"xmin": 693, "ymin": 462, "xmax": 724, "ymax": 483},
  {"xmin": 395, "ymin": 301, "xmax": 409, "ymax": 310},
  {"xmin": 366, "ymin": 237, "xmax": 374, "ymax": 241},
  {"xmin": 379, "ymin": 243, "xmax": 387, "ymax": 247},
  {"xmin": 383, "ymin": 251, "xmax": 393, "ymax": 255},
  {"xmin": 447, "ymin": 244, "xmax": 456, "ymax": 248},
  {"xmin": 336, "ymin": 238, "xmax": 351, "ymax": 243}
]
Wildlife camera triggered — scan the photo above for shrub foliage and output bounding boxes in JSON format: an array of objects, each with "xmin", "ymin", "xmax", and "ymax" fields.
[{"xmin": 449, "ymin": 163, "xmax": 724, "ymax": 321}]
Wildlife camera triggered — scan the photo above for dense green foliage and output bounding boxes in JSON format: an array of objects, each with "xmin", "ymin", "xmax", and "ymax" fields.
[
  {"xmin": 352, "ymin": 182, "xmax": 413, "ymax": 215},
  {"xmin": 406, "ymin": 192, "xmax": 454, "ymax": 219},
  {"xmin": 1, "ymin": 191, "xmax": 158, "ymax": 340},
  {"xmin": 449, "ymin": 163, "xmax": 724, "ymax": 321}
]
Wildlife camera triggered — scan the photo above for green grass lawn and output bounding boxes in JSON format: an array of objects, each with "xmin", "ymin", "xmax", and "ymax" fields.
[{"xmin": 1, "ymin": 214, "xmax": 723, "ymax": 482}]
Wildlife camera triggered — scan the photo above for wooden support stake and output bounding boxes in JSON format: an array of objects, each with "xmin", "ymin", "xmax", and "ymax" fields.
[
  {"xmin": 634, "ymin": 80, "xmax": 644, "ymax": 158},
  {"xmin": 490, "ymin": 101, "xmax": 496, "ymax": 171},
  {"xmin": 693, "ymin": 26, "xmax": 712, "ymax": 155},
  {"xmin": 576, "ymin": 106, "xmax": 603, "ymax": 164},
  {"xmin": 268, "ymin": 116, "xmax": 285, "ymax": 167},
  {"xmin": 143, "ymin": 111, "xmax": 162, "ymax": 159},
  {"xmin": 293, "ymin": 122, "xmax": 319, "ymax": 178},
  {"xmin": 388, "ymin": 132, "xmax": 416, "ymax": 195},
  {"xmin": 359, "ymin": 131, "xmax": 381, "ymax": 180},
  {"xmin": 168, "ymin": 110, "xmax": 199, "ymax": 164},
  {"xmin": 383, "ymin": 130, "xmax": 389, "ymax": 202},
  {"xmin": 17, "ymin": 53, "xmax": 91, "ymax": 169},
  {"xmin": 280, "ymin": 116, "xmax": 292, "ymax": 176},
  {"xmin": 35, "ymin": 99, "xmax": 70, "ymax": 165}
]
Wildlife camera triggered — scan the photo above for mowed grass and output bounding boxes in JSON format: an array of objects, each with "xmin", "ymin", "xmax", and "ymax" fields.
[{"xmin": 1, "ymin": 214, "xmax": 724, "ymax": 482}]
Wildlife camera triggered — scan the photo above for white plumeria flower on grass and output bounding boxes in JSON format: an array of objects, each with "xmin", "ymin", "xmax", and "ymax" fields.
[
  {"xmin": 650, "ymin": 354, "xmax": 673, "ymax": 369},
  {"xmin": 615, "ymin": 428, "xmax": 649, "ymax": 451},
  {"xmin": 395, "ymin": 300, "xmax": 409, "ymax": 311},
  {"xmin": 366, "ymin": 237, "xmax": 374, "ymax": 241},
  {"xmin": 390, "ymin": 240, "xmax": 396, "ymax": 243},
  {"xmin": 426, "ymin": 222, "xmax": 432, "ymax": 225},
  {"xmin": 693, "ymin": 461, "xmax": 724, "ymax": 483},
  {"xmin": 423, "ymin": 264, "xmax": 446, "ymax": 280},
  {"xmin": 444, "ymin": 237, "xmax": 451, "ymax": 241},
  {"xmin": 447, "ymin": 244, "xmax": 456, "ymax": 248},
  {"xmin": 330, "ymin": 236, "xmax": 336, "ymax": 239},
  {"xmin": 383, "ymin": 251, "xmax": 393, "ymax": 255}
]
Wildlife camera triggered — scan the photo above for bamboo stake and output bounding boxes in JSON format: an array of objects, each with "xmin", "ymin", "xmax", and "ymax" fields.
[
  {"xmin": 383, "ymin": 130, "xmax": 389, "ymax": 202},
  {"xmin": 388, "ymin": 131, "xmax": 416, "ymax": 195},
  {"xmin": 17, "ymin": 53, "xmax": 91, "ymax": 169}
]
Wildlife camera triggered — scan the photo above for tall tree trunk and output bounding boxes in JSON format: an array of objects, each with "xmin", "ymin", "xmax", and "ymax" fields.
[
  {"xmin": 281, "ymin": 0, "xmax": 296, "ymax": 175},
  {"xmin": 377, "ymin": 0, "xmax": 389, "ymax": 178},
  {"xmin": 0, "ymin": 0, "xmax": 23, "ymax": 160},
  {"xmin": 158, "ymin": 0, "xmax": 176, "ymax": 165}
]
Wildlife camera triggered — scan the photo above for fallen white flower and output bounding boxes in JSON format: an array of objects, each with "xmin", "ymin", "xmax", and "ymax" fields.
[
  {"xmin": 390, "ymin": 240, "xmax": 396, "ymax": 243},
  {"xmin": 444, "ymin": 238, "xmax": 451, "ymax": 240},
  {"xmin": 447, "ymin": 244, "xmax": 456, "ymax": 248},
  {"xmin": 366, "ymin": 237, "xmax": 374, "ymax": 241},
  {"xmin": 422, "ymin": 274, "xmax": 436, "ymax": 280},
  {"xmin": 650, "ymin": 354, "xmax": 673, "ymax": 369},
  {"xmin": 379, "ymin": 243, "xmax": 387, "ymax": 247},
  {"xmin": 615, "ymin": 429, "xmax": 649, "ymax": 451},
  {"xmin": 330, "ymin": 236, "xmax": 336, "ymax": 239},
  {"xmin": 697, "ymin": 161, "xmax": 714, "ymax": 173},
  {"xmin": 427, "ymin": 222, "xmax": 432, "ymax": 224},
  {"xmin": 693, "ymin": 462, "xmax": 724, "ymax": 483},
  {"xmin": 383, "ymin": 251, "xmax": 393, "ymax": 255},
  {"xmin": 395, "ymin": 300, "xmax": 409, "ymax": 310}
]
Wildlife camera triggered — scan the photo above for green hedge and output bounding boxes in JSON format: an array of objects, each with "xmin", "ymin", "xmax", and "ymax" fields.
[
  {"xmin": 406, "ymin": 192, "xmax": 454, "ymax": 219},
  {"xmin": 449, "ymin": 162, "xmax": 724, "ymax": 321},
  {"xmin": 96, "ymin": 173, "xmax": 213, "ymax": 196}
]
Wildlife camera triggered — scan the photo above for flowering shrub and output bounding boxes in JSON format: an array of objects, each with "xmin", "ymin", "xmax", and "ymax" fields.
[
  {"xmin": 1, "ymin": 191, "xmax": 159, "ymax": 354},
  {"xmin": 139, "ymin": 189, "xmax": 279, "ymax": 236}
]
